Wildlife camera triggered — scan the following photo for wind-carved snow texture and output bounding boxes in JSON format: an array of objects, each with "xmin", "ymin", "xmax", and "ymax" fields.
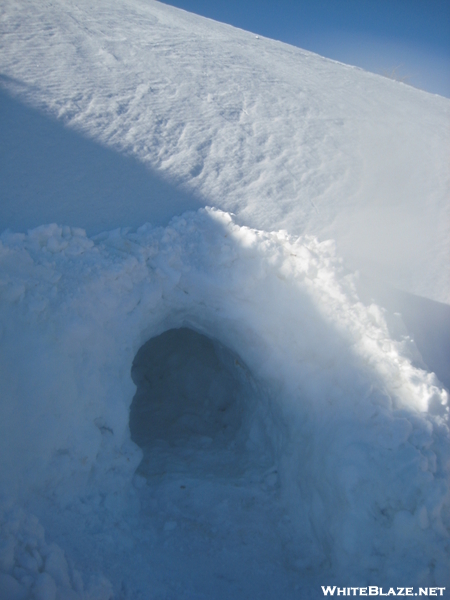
[
  {"xmin": 1, "ymin": 0, "xmax": 449, "ymax": 303},
  {"xmin": 0, "ymin": 209, "xmax": 449, "ymax": 598}
]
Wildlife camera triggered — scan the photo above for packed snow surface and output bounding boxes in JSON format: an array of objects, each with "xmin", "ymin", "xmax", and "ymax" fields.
[{"xmin": 0, "ymin": 0, "xmax": 449, "ymax": 598}]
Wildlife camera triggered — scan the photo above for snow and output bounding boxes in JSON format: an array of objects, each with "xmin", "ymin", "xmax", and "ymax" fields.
[
  {"xmin": 0, "ymin": 0, "xmax": 449, "ymax": 598},
  {"xmin": 1, "ymin": 0, "xmax": 449, "ymax": 303},
  {"xmin": 1, "ymin": 210, "xmax": 449, "ymax": 596}
]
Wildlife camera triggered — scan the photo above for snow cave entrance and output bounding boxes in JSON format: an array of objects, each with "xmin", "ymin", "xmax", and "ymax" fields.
[{"xmin": 129, "ymin": 327, "xmax": 273, "ymax": 481}]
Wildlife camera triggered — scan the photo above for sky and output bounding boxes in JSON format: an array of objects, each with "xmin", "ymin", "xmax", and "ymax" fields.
[{"xmin": 157, "ymin": 0, "xmax": 450, "ymax": 98}]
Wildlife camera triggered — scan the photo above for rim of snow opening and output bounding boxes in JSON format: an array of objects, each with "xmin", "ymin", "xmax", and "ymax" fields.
[{"xmin": 129, "ymin": 326, "xmax": 279, "ymax": 481}]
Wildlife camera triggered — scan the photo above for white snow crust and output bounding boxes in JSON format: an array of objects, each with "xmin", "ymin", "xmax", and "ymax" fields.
[
  {"xmin": 0, "ymin": 0, "xmax": 449, "ymax": 303},
  {"xmin": 1, "ymin": 0, "xmax": 449, "ymax": 597}
]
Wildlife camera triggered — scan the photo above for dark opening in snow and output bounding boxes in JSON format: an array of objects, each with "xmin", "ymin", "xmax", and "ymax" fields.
[
  {"xmin": 127, "ymin": 330, "xmax": 303, "ymax": 596},
  {"xmin": 130, "ymin": 327, "xmax": 272, "ymax": 480}
]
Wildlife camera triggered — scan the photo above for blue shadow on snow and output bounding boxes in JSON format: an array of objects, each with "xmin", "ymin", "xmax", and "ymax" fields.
[{"xmin": 0, "ymin": 79, "xmax": 204, "ymax": 236}]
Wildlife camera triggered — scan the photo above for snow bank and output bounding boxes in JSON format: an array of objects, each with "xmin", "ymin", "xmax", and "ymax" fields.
[
  {"xmin": 1, "ymin": 0, "xmax": 449, "ymax": 594},
  {"xmin": 0, "ymin": 209, "xmax": 448, "ymax": 590},
  {"xmin": 1, "ymin": 0, "xmax": 449, "ymax": 303}
]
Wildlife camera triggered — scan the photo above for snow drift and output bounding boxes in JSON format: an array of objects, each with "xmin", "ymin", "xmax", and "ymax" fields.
[
  {"xmin": 1, "ymin": 0, "xmax": 449, "ymax": 303},
  {"xmin": 1, "ymin": 0, "xmax": 450, "ymax": 596},
  {"xmin": 0, "ymin": 210, "xmax": 448, "ymax": 596}
]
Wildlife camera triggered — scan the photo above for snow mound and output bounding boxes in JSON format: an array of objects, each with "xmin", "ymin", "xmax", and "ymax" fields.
[{"xmin": 1, "ymin": 209, "xmax": 448, "ymax": 590}]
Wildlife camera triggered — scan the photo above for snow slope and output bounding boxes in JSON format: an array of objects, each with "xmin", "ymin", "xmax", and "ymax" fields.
[
  {"xmin": 0, "ymin": 1, "xmax": 449, "ymax": 598},
  {"xmin": 1, "ymin": 0, "xmax": 449, "ymax": 303}
]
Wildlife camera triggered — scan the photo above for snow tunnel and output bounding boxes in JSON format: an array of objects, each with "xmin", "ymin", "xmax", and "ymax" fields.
[{"xmin": 129, "ymin": 327, "xmax": 276, "ymax": 482}]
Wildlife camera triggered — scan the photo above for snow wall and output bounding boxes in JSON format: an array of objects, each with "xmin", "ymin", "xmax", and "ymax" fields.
[{"xmin": 0, "ymin": 208, "xmax": 449, "ymax": 589}]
